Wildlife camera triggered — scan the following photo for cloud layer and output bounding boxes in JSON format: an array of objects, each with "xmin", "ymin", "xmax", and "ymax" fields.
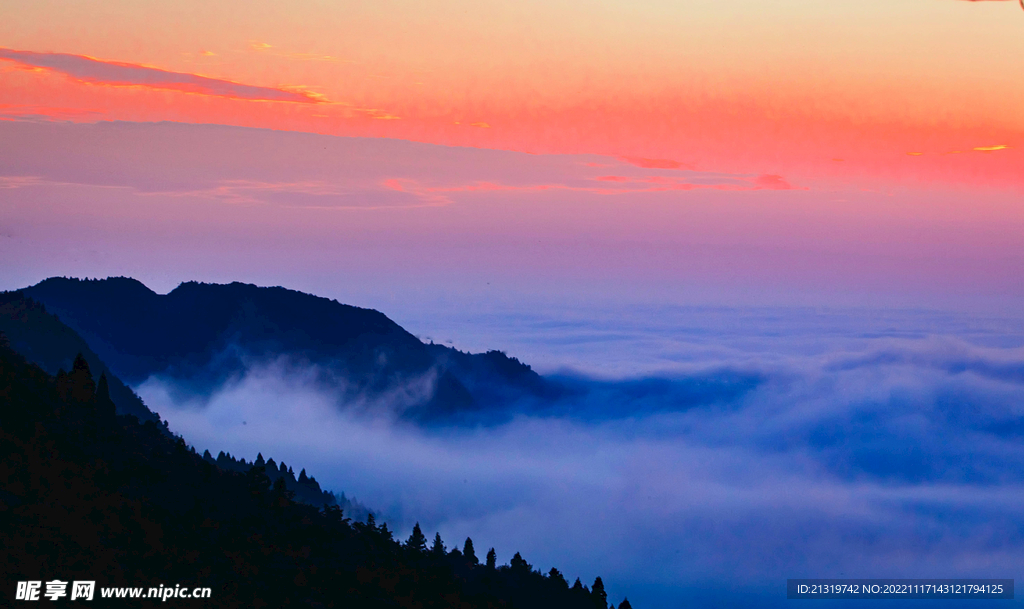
[
  {"xmin": 0, "ymin": 120, "xmax": 798, "ymax": 208},
  {"xmin": 138, "ymin": 304, "xmax": 1024, "ymax": 608},
  {"xmin": 0, "ymin": 48, "xmax": 323, "ymax": 103}
]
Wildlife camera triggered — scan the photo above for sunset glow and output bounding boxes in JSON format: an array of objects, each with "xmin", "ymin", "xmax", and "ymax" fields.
[{"xmin": 2, "ymin": 0, "xmax": 1022, "ymax": 190}]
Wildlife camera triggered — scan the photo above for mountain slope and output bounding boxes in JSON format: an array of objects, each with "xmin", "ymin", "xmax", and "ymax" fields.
[
  {"xmin": 0, "ymin": 291, "xmax": 158, "ymax": 423},
  {"xmin": 22, "ymin": 277, "xmax": 552, "ymax": 420},
  {"xmin": 0, "ymin": 326, "xmax": 628, "ymax": 609}
]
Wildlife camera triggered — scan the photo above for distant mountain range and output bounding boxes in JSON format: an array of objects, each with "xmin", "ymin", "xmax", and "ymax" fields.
[{"xmin": 17, "ymin": 277, "xmax": 555, "ymax": 421}]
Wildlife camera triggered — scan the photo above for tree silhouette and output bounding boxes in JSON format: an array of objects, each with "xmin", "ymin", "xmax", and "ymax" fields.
[
  {"xmin": 96, "ymin": 372, "xmax": 109, "ymax": 400},
  {"xmin": 69, "ymin": 353, "xmax": 95, "ymax": 403},
  {"xmin": 510, "ymin": 552, "xmax": 530, "ymax": 572},
  {"xmin": 486, "ymin": 547, "xmax": 497, "ymax": 569},
  {"xmin": 618, "ymin": 599, "xmax": 633, "ymax": 609},
  {"xmin": 549, "ymin": 568, "xmax": 568, "ymax": 588},
  {"xmin": 95, "ymin": 373, "xmax": 116, "ymax": 417},
  {"xmin": 464, "ymin": 537, "xmax": 478, "ymax": 565},
  {"xmin": 271, "ymin": 476, "xmax": 294, "ymax": 506},
  {"xmin": 407, "ymin": 522, "xmax": 427, "ymax": 553},
  {"xmin": 592, "ymin": 577, "xmax": 608, "ymax": 608},
  {"xmin": 431, "ymin": 532, "xmax": 445, "ymax": 556}
]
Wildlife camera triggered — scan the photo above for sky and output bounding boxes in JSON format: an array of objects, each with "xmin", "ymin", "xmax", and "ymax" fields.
[
  {"xmin": 1, "ymin": 0, "xmax": 1024, "ymax": 312},
  {"xmin": 3, "ymin": 2, "xmax": 1024, "ymax": 607}
]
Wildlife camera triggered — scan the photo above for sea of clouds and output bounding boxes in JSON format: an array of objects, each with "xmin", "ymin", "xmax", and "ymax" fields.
[{"xmin": 138, "ymin": 303, "xmax": 1024, "ymax": 608}]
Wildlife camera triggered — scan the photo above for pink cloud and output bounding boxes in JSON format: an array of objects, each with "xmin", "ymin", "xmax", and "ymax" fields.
[
  {"xmin": 0, "ymin": 103, "xmax": 105, "ymax": 122},
  {"xmin": 381, "ymin": 172, "xmax": 805, "ymax": 204},
  {"xmin": 956, "ymin": 0, "xmax": 1023, "ymax": 8},
  {"xmin": 0, "ymin": 48, "xmax": 325, "ymax": 103},
  {"xmin": 0, "ymin": 121, "xmax": 807, "ymax": 215},
  {"xmin": 753, "ymin": 174, "xmax": 798, "ymax": 190},
  {"xmin": 586, "ymin": 173, "xmax": 803, "ymax": 193},
  {"xmin": 619, "ymin": 156, "xmax": 693, "ymax": 170}
]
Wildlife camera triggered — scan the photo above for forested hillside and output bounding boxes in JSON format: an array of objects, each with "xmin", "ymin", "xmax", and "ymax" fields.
[{"xmin": 0, "ymin": 335, "xmax": 631, "ymax": 608}]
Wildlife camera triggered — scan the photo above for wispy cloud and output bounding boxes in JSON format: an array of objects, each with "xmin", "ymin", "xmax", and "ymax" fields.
[
  {"xmin": 0, "ymin": 48, "xmax": 326, "ymax": 103},
  {"xmin": 955, "ymin": 0, "xmax": 1023, "ymax": 9},
  {"xmin": 908, "ymin": 145, "xmax": 1010, "ymax": 156},
  {"xmin": 0, "ymin": 121, "xmax": 807, "ymax": 214},
  {"xmin": 0, "ymin": 176, "xmax": 47, "ymax": 189},
  {"xmin": 248, "ymin": 41, "xmax": 351, "ymax": 63},
  {"xmin": 150, "ymin": 179, "xmax": 435, "ymax": 210},
  {"xmin": 589, "ymin": 173, "xmax": 803, "ymax": 192},
  {"xmin": 380, "ymin": 176, "xmax": 786, "ymax": 206},
  {"xmin": 619, "ymin": 156, "xmax": 693, "ymax": 170},
  {"xmin": 0, "ymin": 103, "xmax": 105, "ymax": 123}
]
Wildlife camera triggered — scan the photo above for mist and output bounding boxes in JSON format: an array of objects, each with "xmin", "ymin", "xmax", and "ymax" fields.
[{"xmin": 137, "ymin": 304, "xmax": 1024, "ymax": 608}]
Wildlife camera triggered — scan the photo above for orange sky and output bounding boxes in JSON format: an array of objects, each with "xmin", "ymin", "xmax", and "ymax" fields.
[{"xmin": 1, "ymin": 0, "xmax": 1022, "ymax": 190}]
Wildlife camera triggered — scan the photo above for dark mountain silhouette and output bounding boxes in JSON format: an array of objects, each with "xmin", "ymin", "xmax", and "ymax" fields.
[
  {"xmin": 0, "ymin": 330, "xmax": 628, "ymax": 608},
  {"xmin": 21, "ymin": 277, "xmax": 555, "ymax": 421},
  {"xmin": 0, "ymin": 291, "xmax": 158, "ymax": 424}
]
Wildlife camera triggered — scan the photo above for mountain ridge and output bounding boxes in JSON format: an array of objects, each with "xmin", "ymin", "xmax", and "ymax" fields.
[{"xmin": 21, "ymin": 276, "xmax": 554, "ymax": 421}]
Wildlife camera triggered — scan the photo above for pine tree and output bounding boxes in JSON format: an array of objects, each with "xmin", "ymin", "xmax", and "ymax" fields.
[
  {"xmin": 68, "ymin": 353, "xmax": 95, "ymax": 403},
  {"xmin": 255, "ymin": 452, "xmax": 266, "ymax": 467},
  {"xmin": 95, "ymin": 373, "xmax": 115, "ymax": 417},
  {"xmin": 572, "ymin": 578, "xmax": 585, "ymax": 591},
  {"xmin": 95, "ymin": 373, "xmax": 109, "ymax": 400},
  {"xmin": 592, "ymin": 577, "xmax": 608, "ymax": 608},
  {"xmin": 271, "ymin": 477, "xmax": 293, "ymax": 505},
  {"xmin": 431, "ymin": 532, "xmax": 445, "ymax": 556},
  {"xmin": 55, "ymin": 369, "xmax": 69, "ymax": 402},
  {"xmin": 463, "ymin": 537, "xmax": 478, "ymax": 565},
  {"xmin": 323, "ymin": 504, "xmax": 350, "ymax": 526},
  {"xmin": 407, "ymin": 523, "xmax": 427, "ymax": 553},
  {"xmin": 510, "ymin": 552, "xmax": 530, "ymax": 572},
  {"xmin": 486, "ymin": 548, "xmax": 497, "ymax": 569},
  {"xmin": 618, "ymin": 599, "xmax": 633, "ymax": 609},
  {"xmin": 299, "ymin": 468, "xmax": 309, "ymax": 483},
  {"xmin": 548, "ymin": 568, "xmax": 568, "ymax": 588}
]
